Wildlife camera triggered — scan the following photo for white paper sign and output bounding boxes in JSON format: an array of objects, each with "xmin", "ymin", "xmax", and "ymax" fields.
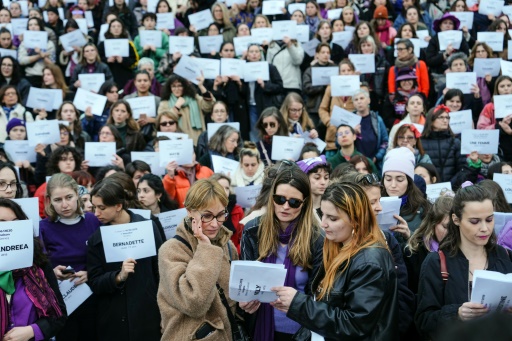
[
  {"xmin": 173, "ymin": 54, "xmax": 201, "ymax": 84},
  {"xmin": 244, "ymin": 61, "xmax": 269, "ymax": 82},
  {"xmin": 139, "ymin": 30, "xmax": 162, "ymax": 48},
  {"xmin": 426, "ymin": 182, "xmax": 452, "ymax": 202},
  {"xmin": 250, "ymin": 28, "xmax": 273, "ymax": 44},
  {"xmin": 212, "ymin": 155, "xmax": 239, "ymax": 175},
  {"xmin": 207, "ymin": 122, "xmax": 240, "ymax": 140},
  {"xmin": 26, "ymin": 120, "xmax": 60, "ymax": 146},
  {"xmin": 312, "ymin": 67, "xmax": 338, "ymax": 86},
  {"xmin": 501, "ymin": 59, "xmax": 512, "ymax": 78},
  {"xmin": 460, "ymin": 129, "xmax": 499, "ymax": 154},
  {"xmin": 471, "ymin": 270, "xmax": 512, "ymax": 312},
  {"xmin": 84, "ymin": 142, "xmax": 116, "ymax": 167},
  {"xmin": 10, "ymin": 18, "xmax": 28, "ymax": 36},
  {"xmin": 271, "ymin": 20, "xmax": 297, "ymax": 40},
  {"xmin": 288, "ymin": 3, "xmax": 305, "ymax": 14},
  {"xmin": 0, "ymin": 220, "xmax": 34, "ymax": 271},
  {"xmin": 0, "ymin": 48, "xmax": 16, "ymax": 59},
  {"xmin": 271, "ymin": 136, "xmax": 304, "ymax": 161},
  {"xmin": 78, "ymin": 73, "xmax": 105, "ymax": 93},
  {"xmin": 330, "ymin": 75, "xmax": 360, "ymax": 97},
  {"xmin": 450, "ymin": 11, "xmax": 474, "ymax": 29},
  {"xmin": 221, "ymin": 58, "xmax": 245, "ymax": 77},
  {"xmin": 59, "ymin": 29, "xmax": 87, "ymax": 52},
  {"xmin": 493, "ymin": 93, "xmax": 512, "ymax": 119},
  {"xmin": 4, "ymin": 140, "xmax": 36, "ymax": 163},
  {"xmin": 157, "ymin": 132, "xmax": 190, "ymax": 140},
  {"xmin": 473, "ymin": 58, "xmax": 501, "ymax": 78},
  {"xmin": 233, "ymin": 35, "xmax": 254, "ymax": 56},
  {"xmin": 262, "ymin": 0, "xmax": 285, "ymax": 15},
  {"xmin": 85, "ymin": 11, "xmax": 94, "ymax": 27},
  {"xmin": 301, "ymin": 134, "xmax": 327, "ymax": 152},
  {"xmin": 22, "ymin": 30, "xmax": 47, "ymax": 49},
  {"xmin": 128, "ymin": 208, "xmax": 151, "ymax": 219},
  {"xmin": 446, "ymin": 72, "xmax": 477, "ymax": 94},
  {"xmin": 100, "ymin": 220, "xmax": 157, "ymax": 263},
  {"xmin": 348, "ymin": 54, "xmax": 375, "ymax": 74},
  {"xmin": 126, "ymin": 96, "xmax": 157, "ymax": 119},
  {"xmin": 12, "ymin": 198, "xmax": 39, "ymax": 237},
  {"xmin": 330, "ymin": 105, "xmax": 361, "ymax": 128},
  {"xmin": 327, "ymin": 8, "xmax": 342, "ymax": 19},
  {"xmin": 198, "ymin": 34, "xmax": 223, "ymax": 54},
  {"xmin": 104, "ymin": 39, "xmax": 129, "ymax": 58},
  {"xmin": 73, "ymin": 88, "xmax": 107, "ymax": 116},
  {"xmin": 295, "ymin": 26, "xmax": 310, "ymax": 43},
  {"xmin": 26, "ymin": 87, "xmax": 56, "ymax": 112},
  {"xmin": 377, "ymin": 196, "xmax": 401, "ymax": 230},
  {"xmin": 130, "ymin": 151, "xmax": 166, "ymax": 176},
  {"xmin": 234, "ymin": 184, "xmax": 263, "ymax": 208},
  {"xmin": 301, "ymin": 38, "xmax": 320, "ymax": 57},
  {"xmin": 494, "ymin": 174, "xmax": 512, "ymax": 203},
  {"xmin": 477, "ymin": 32, "xmax": 504, "ymax": 52},
  {"xmin": 158, "ymin": 208, "xmax": 188, "ymax": 240},
  {"xmin": 159, "ymin": 139, "xmax": 194, "ymax": 166},
  {"xmin": 75, "ymin": 18, "xmax": 88, "ymax": 35},
  {"xmin": 196, "ymin": 57, "xmax": 220, "ymax": 79},
  {"xmin": 229, "ymin": 261, "xmax": 286, "ymax": 302},
  {"xmin": 188, "ymin": 9, "xmax": 214, "ymax": 31},
  {"xmin": 156, "ymin": 12, "xmax": 175, "ymax": 30},
  {"xmin": 449, "ymin": 110, "xmax": 473, "ymax": 134},
  {"xmin": 59, "ymin": 280, "xmax": 93, "ymax": 315},
  {"xmin": 98, "ymin": 24, "xmax": 108, "ymax": 43},
  {"xmin": 438, "ymin": 30, "xmax": 462, "ymax": 50},
  {"xmin": 478, "ymin": 0, "xmax": 504, "ymax": 16},
  {"xmin": 416, "ymin": 30, "xmax": 430, "ymax": 48}
]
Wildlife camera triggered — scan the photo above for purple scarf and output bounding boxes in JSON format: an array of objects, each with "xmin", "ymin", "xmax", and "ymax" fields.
[
  {"xmin": 477, "ymin": 77, "xmax": 491, "ymax": 105},
  {"xmin": 254, "ymin": 220, "xmax": 298, "ymax": 341}
]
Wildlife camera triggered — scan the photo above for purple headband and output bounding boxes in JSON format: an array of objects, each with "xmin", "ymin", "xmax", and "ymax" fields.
[{"xmin": 296, "ymin": 155, "xmax": 328, "ymax": 174}]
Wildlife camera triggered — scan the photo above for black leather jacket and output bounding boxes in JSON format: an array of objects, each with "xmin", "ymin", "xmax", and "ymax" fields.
[{"xmin": 287, "ymin": 246, "xmax": 399, "ymax": 341}]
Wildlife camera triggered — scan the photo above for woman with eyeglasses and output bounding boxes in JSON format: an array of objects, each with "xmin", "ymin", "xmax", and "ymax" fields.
[
  {"xmin": 280, "ymin": 92, "xmax": 318, "ymax": 139},
  {"xmin": 421, "ymin": 105, "xmax": 465, "ymax": 182},
  {"xmin": 196, "ymin": 101, "xmax": 230, "ymax": 160},
  {"xmin": 0, "ymin": 56, "xmax": 31, "ymax": 105},
  {"xmin": 0, "ymin": 85, "xmax": 33, "ymax": 144},
  {"xmin": 198, "ymin": 125, "xmax": 241, "ymax": 170},
  {"xmin": 387, "ymin": 93, "xmax": 426, "ymax": 147},
  {"xmin": 240, "ymin": 165, "xmax": 324, "ymax": 340},
  {"xmin": 0, "ymin": 160, "xmax": 23, "ymax": 199},
  {"xmin": 81, "ymin": 81, "xmax": 119, "ymax": 142},
  {"xmin": 69, "ymin": 43, "xmax": 113, "ymax": 91},
  {"xmin": 158, "ymin": 178, "xmax": 238, "ymax": 339},
  {"xmin": 392, "ymin": 124, "xmax": 432, "ymax": 164},
  {"xmin": 255, "ymin": 107, "xmax": 290, "ymax": 167},
  {"xmin": 154, "ymin": 110, "xmax": 182, "ymax": 136}
]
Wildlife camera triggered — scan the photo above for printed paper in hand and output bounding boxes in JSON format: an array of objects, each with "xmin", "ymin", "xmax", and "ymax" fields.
[
  {"xmin": 426, "ymin": 182, "xmax": 452, "ymax": 202},
  {"xmin": 0, "ymin": 220, "xmax": 34, "ymax": 271},
  {"xmin": 271, "ymin": 136, "xmax": 304, "ymax": 161},
  {"xmin": 198, "ymin": 34, "xmax": 223, "ymax": 54},
  {"xmin": 156, "ymin": 13, "xmax": 175, "ymax": 30},
  {"xmin": 415, "ymin": 30, "xmax": 430, "ymax": 48},
  {"xmin": 449, "ymin": 110, "xmax": 473, "ymax": 134},
  {"xmin": 295, "ymin": 25, "xmax": 310, "ymax": 43},
  {"xmin": 173, "ymin": 54, "xmax": 201, "ymax": 84},
  {"xmin": 244, "ymin": 61, "xmax": 269, "ymax": 82},
  {"xmin": 229, "ymin": 261, "xmax": 287, "ymax": 302},
  {"xmin": 195, "ymin": 58, "xmax": 220, "ymax": 80},
  {"xmin": 158, "ymin": 208, "xmax": 188, "ymax": 240},
  {"xmin": 250, "ymin": 27, "xmax": 273, "ymax": 45},
  {"xmin": 494, "ymin": 173, "xmax": 512, "ymax": 203},
  {"xmin": 471, "ymin": 270, "xmax": 512, "ymax": 312},
  {"xmin": 130, "ymin": 152, "xmax": 166, "ymax": 176},
  {"xmin": 348, "ymin": 54, "xmax": 375, "ymax": 74},
  {"xmin": 159, "ymin": 139, "xmax": 194, "ymax": 166},
  {"xmin": 104, "ymin": 39, "xmax": 129, "ymax": 57},
  {"xmin": 494, "ymin": 212, "xmax": 512, "ymax": 234},
  {"xmin": 84, "ymin": 142, "xmax": 116, "ymax": 167},
  {"xmin": 78, "ymin": 73, "xmax": 105, "ymax": 93},
  {"xmin": 98, "ymin": 24, "xmax": 108, "ymax": 43},
  {"xmin": 75, "ymin": 19, "xmax": 88, "ymax": 35},
  {"xmin": 125, "ymin": 96, "xmax": 157, "ymax": 119},
  {"xmin": 59, "ymin": 280, "xmax": 93, "ymax": 315},
  {"xmin": 26, "ymin": 87, "xmax": 57, "ymax": 112},
  {"xmin": 301, "ymin": 133, "xmax": 327, "ymax": 152},
  {"xmin": 449, "ymin": 11, "xmax": 474, "ymax": 29},
  {"xmin": 446, "ymin": 72, "xmax": 477, "ymax": 94},
  {"xmin": 288, "ymin": 3, "xmax": 305, "ymax": 14},
  {"xmin": 327, "ymin": 8, "xmax": 342, "ymax": 19},
  {"xmin": 12, "ymin": 198, "xmax": 39, "ymax": 237},
  {"xmin": 22, "ymin": 30, "xmax": 47, "ymax": 49},
  {"xmin": 188, "ymin": 9, "xmax": 214, "ymax": 31},
  {"xmin": 311, "ymin": 67, "xmax": 338, "ymax": 86},
  {"xmin": 473, "ymin": 58, "xmax": 501, "ymax": 78},
  {"xmin": 139, "ymin": 30, "xmax": 163, "ymax": 48},
  {"xmin": 330, "ymin": 105, "xmax": 361, "ymax": 128},
  {"xmin": 212, "ymin": 155, "xmax": 239, "ymax": 175},
  {"xmin": 332, "ymin": 31, "xmax": 352, "ymax": 49},
  {"xmin": 220, "ymin": 58, "xmax": 245, "ymax": 78},
  {"xmin": 492, "ymin": 93, "xmax": 512, "ymax": 119},
  {"xmin": 477, "ymin": 32, "xmax": 504, "ymax": 52},
  {"xmin": 460, "ymin": 129, "xmax": 499, "ymax": 154},
  {"xmin": 169, "ymin": 36, "xmax": 194, "ymax": 55},
  {"xmin": 330, "ymin": 75, "xmax": 360, "ymax": 97},
  {"xmin": 377, "ymin": 197, "xmax": 401, "ymax": 230},
  {"xmin": 59, "ymin": 29, "xmax": 87, "ymax": 52},
  {"xmin": 26, "ymin": 120, "xmax": 60, "ymax": 146},
  {"xmin": 438, "ymin": 30, "xmax": 462, "ymax": 50},
  {"xmin": 233, "ymin": 36, "xmax": 253, "ymax": 56},
  {"xmin": 262, "ymin": 0, "xmax": 285, "ymax": 15},
  {"xmin": 478, "ymin": 0, "xmax": 504, "ymax": 16},
  {"xmin": 272, "ymin": 20, "xmax": 297, "ymax": 40},
  {"xmin": 207, "ymin": 122, "xmax": 240, "ymax": 140},
  {"xmin": 235, "ymin": 184, "xmax": 263, "ymax": 208},
  {"xmin": 4, "ymin": 140, "xmax": 36, "ymax": 163},
  {"xmin": 73, "ymin": 88, "xmax": 108, "ymax": 116},
  {"xmin": 100, "ymin": 220, "xmax": 157, "ymax": 263}
]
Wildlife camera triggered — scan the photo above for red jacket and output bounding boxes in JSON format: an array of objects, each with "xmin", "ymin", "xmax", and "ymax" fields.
[
  {"xmin": 162, "ymin": 164, "xmax": 213, "ymax": 208},
  {"xmin": 388, "ymin": 60, "xmax": 430, "ymax": 98},
  {"xmin": 229, "ymin": 204, "xmax": 245, "ymax": 254}
]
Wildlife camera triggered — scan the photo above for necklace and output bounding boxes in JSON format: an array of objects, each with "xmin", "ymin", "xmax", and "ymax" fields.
[{"xmin": 468, "ymin": 258, "xmax": 488, "ymax": 276}]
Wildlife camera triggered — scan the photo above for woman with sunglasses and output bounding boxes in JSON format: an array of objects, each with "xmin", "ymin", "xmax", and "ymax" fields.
[
  {"xmin": 240, "ymin": 165, "xmax": 324, "ymax": 340},
  {"xmin": 255, "ymin": 107, "xmax": 290, "ymax": 167},
  {"xmin": 158, "ymin": 178, "xmax": 239, "ymax": 340}
]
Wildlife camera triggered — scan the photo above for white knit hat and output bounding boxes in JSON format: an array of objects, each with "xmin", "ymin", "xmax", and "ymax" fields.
[{"xmin": 382, "ymin": 147, "xmax": 415, "ymax": 179}]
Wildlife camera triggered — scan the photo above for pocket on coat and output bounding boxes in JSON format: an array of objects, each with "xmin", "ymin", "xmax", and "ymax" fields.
[{"xmin": 191, "ymin": 317, "xmax": 225, "ymax": 340}]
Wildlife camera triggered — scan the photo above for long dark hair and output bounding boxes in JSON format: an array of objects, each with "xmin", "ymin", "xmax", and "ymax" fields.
[
  {"xmin": 478, "ymin": 179, "xmax": 512, "ymax": 213},
  {"xmin": 0, "ymin": 56, "xmax": 22, "ymax": 85},
  {"xmin": 0, "ymin": 161, "xmax": 22, "ymax": 198},
  {"xmin": 46, "ymin": 146, "xmax": 82, "ymax": 175},
  {"xmin": 161, "ymin": 74, "xmax": 197, "ymax": 100},
  {"xmin": 104, "ymin": 18, "xmax": 129, "ymax": 39},
  {"xmin": 422, "ymin": 106, "xmax": 454, "ymax": 138},
  {"xmin": 383, "ymin": 174, "xmax": 431, "ymax": 216},
  {"xmin": 138, "ymin": 174, "xmax": 178, "ymax": 211}
]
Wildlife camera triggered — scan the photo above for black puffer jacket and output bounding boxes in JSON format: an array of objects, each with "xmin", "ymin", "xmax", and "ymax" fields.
[
  {"xmin": 421, "ymin": 131, "xmax": 466, "ymax": 182},
  {"xmin": 288, "ymin": 245, "xmax": 399, "ymax": 340}
]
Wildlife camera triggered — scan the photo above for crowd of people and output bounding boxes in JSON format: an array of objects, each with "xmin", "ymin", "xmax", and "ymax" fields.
[{"xmin": 2, "ymin": 0, "xmax": 512, "ymax": 340}]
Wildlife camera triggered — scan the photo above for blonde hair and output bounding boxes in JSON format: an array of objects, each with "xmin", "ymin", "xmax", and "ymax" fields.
[
  {"xmin": 239, "ymin": 141, "xmax": 261, "ymax": 163},
  {"xmin": 212, "ymin": 2, "xmax": 234, "ymax": 28},
  {"xmin": 280, "ymin": 92, "xmax": 315, "ymax": 133},
  {"xmin": 45, "ymin": 173, "xmax": 83, "ymax": 222},
  {"xmin": 184, "ymin": 178, "xmax": 228, "ymax": 211}
]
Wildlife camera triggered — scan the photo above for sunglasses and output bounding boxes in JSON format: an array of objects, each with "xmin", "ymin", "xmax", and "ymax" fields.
[
  {"xmin": 272, "ymin": 195, "xmax": 304, "ymax": 209},
  {"xmin": 357, "ymin": 173, "xmax": 380, "ymax": 185},
  {"xmin": 160, "ymin": 121, "xmax": 177, "ymax": 127},
  {"xmin": 263, "ymin": 122, "xmax": 276, "ymax": 129},
  {"xmin": 268, "ymin": 159, "xmax": 294, "ymax": 179}
]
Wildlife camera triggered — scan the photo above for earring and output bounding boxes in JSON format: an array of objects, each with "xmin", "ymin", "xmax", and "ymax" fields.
[{"xmin": 352, "ymin": 229, "xmax": 355, "ymax": 236}]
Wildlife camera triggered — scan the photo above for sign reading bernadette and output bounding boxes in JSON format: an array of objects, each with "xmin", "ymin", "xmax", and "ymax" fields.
[{"xmin": 100, "ymin": 220, "xmax": 156, "ymax": 263}]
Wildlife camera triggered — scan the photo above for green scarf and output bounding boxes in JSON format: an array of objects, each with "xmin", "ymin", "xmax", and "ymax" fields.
[
  {"xmin": 0, "ymin": 271, "xmax": 14, "ymax": 295},
  {"xmin": 169, "ymin": 95, "xmax": 202, "ymax": 130}
]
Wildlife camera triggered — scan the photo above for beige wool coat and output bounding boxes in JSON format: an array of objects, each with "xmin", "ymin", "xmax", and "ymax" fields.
[{"xmin": 158, "ymin": 223, "xmax": 238, "ymax": 340}]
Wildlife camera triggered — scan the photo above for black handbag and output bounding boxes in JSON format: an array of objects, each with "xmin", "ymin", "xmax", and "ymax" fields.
[{"xmin": 216, "ymin": 283, "xmax": 252, "ymax": 341}]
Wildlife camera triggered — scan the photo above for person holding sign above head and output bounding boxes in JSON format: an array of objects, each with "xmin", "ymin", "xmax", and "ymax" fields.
[
  {"xmin": 313, "ymin": 21, "xmax": 346, "ymax": 65},
  {"xmin": 231, "ymin": 142, "xmax": 265, "ymax": 188},
  {"xmin": 69, "ymin": 43, "xmax": 113, "ymax": 92},
  {"xmin": 81, "ymin": 81, "xmax": 119, "ymax": 142},
  {"xmin": 208, "ymin": 3, "xmax": 236, "ymax": 43},
  {"xmin": 255, "ymin": 107, "xmax": 289, "ymax": 167},
  {"xmin": 0, "ymin": 85, "xmax": 33, "ymax": 144},
  {"xmin": 0, "ymin": 56, "xmax": 31, "ymax": 106},
  {"xmin": 0, "ymin": 161, "xmax": 23, "ymax": 199},
  {"xmin": 157, "ymin": 178, "xmax": 238, "ymax": 340},
  {"xmin": 137, "ymin": 173, "xmax": 178, "ymax": 216},
  {"xmin": 0, "ymin": 198, "xmax": 67, "ymax": 341},
  {"xmin": 415, "ymin": 184, "xmax": 512, "ymax": 339},
  {"xmin": 196, "ymin": 101, "xmax": 230, "ymax": 159},
  {"xmin": 39, "ymin": 173, "xmax": 101, "ymax": 341},
  {"xmin": 240, "ymin": 165, "xmax": 324, "ymax": 340},
  {"xmin": 41, "ymin": 65, "xmax": 74, "ymax": 120},
  {"xmin": 57, "ymin": 19, "xmax": 91, "ymax": 79},
  {"xmin": 4, "ymin": 119, "xmax": 35, "ymax": 190},
  {"xmin": 198, "ymin": 125, "xmax": 241, "ymax": 169}
]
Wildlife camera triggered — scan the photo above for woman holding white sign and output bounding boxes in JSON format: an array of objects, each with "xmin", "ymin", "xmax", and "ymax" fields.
[
  {"xmin": 105, "ymin": 100, "xmax": 146, "ymax": 154},
  {"xmin": 69, "ymin": 43, "xmax": 113, "ymax": 92},
  {"xmin": 255, "ymin": 107, "xmax": 290, "ymax": 166},
  {"xmin": 0, "ymin": 56, "xmax": 31, "ymax": 105},
  {"xmin": 56, "ymin": 102, "xmax": 91, "ymax": 151},
  {"xmin": 0, "ymin": 199, "xmax": 67, "ymax": 341},
  {"xmin": 0, "ymin": 85, "xmax": 33, "ymax": 144},
  {"xmin": 198, "ymin": 125, "xmax": 241, "ymax": 169},
  {"xmin": 87, "ymin": 177, "xmax": 163, "ymax": 341}
]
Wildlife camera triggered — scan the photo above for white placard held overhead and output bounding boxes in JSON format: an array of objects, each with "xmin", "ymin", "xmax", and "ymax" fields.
[
  {"xmin": 73, "ymin": 88, "xmax": 108, "ymax": 116},
  {"xmin": 348, "ymin": 54, "xmax": 375, "ymax": 74},
  {"xmin": 415, "ymin": 30, "xmax": 430, "ymax": 48},
  {"xmin": 4, "ymin": 140, "xmax": 36, "ymax": 163},
  {"xmin": 159, "ymin": 139, "xmax": 194, "ymax": 166},
  {"xmin": 125, "ymin": 96, "xmax": 157, "ymax": 119},
  {"xmin": 473, "ymin": 58, "xmax": 501, "ymax": 78},
  {"xmin": 100, "ymin": 220, "xmax": 157, "ymax": 263},
  {"xmin": 168, "ymin": 36, "xmax": 195, "ymax": 55},
  {"xmin": 139, "ymin": 30, "xmax": 163, "ymax": 48},
  {"xmin": 59, "ymin": 29, "xmax": 87, "ymax": 52},
  {"xmin": 234, "ymin": 184, "xmax": 263, "ymax": 208},
  {"xmin": 0, "ymin": 220, "xmax": 34, "ymax": 271},
  {"xmin": 220, "ymin": 58, "xmax": 245, "ymax": 78},
  {"xmin": 130, "ymin": 152, "xmax": 166, "ymax": 176},
  {"xmin": 188, "ymin": 9, "xmax": 214, "ymax": 31},
  {"xmin": 104, "ymin": 39, "xmax": 129, "ymax": 57},
  {"xmin": 84, "ymin": 142, "xmax": 116, "ymax": 167},
  {"xmin": 196, "ymin": 58, "xmax": 220, "ymax": 80},
  {"xmin": 478, "ymin": 0, "xmax": 504, "ymax": 16},
  {"xmin": 158, "ymin": 208, "xmax": 188, "ymax": 240},
  {"xmin": 311, "ymin": 67, "xmax": 338, "ymax": 86},
  {"xmin": 501, "ymin": 59, "xmax": 512, "ymax": 77},
  {"xmin": 156, "ymin": 12, "xmax": 175, "ymax": 30},
  {"xmin": 449, "ymin": 110, "xmax": 473, "ymax": 134},
  {"xmin": 330, "ymin": 105, "xmax": 361, "ymax": 128},
  {"xmin": 477, "ymin": 32, "xmax": 504, "ymax": 52},
  {"xmin": 173, "ymin": 54, "xmax": 201, "ymax": 84},
  {"xmin": 327, "ymin": 8, "xmax": 342, "ymax": 19},
  {"xmin": 445, "ymin": 72, "xmax": 477, "ymax": 94},
  {"xmin": 229, "ymin": 261, "xmax": 287, "ymax": 302},
  {"xmin": 449, "ymin": 11, "xmax": 474, "ymax": 29},
  {"xmin": 295, "ymin": 25, "xmax": 310, "ymax": 43},
  {"xmin": 78, "ymin": 73, "xmax": 105, "ymax": 93},
  {"xmin": 332, "ymin": 31, "xmax": 352, "ymax": 49},
  {"xmin": 377, "ymin": 196, "xmax": 401, "ymax": 230},
  {"xmin": 198, "ymin": 35, "xmax": 223, "ymax": 54},
  {"xmin": 491, "ymin": 94, "xmax": 512, "ymax": 119},
  {"xmin": 12, "ymin": 198, "xmax": 39, "ymax": 236},
  {"xmin": 271, "ymin": 136, "xmax": 304, "ymax": 161},
  {"xmin": 330, "ymin": 75, "xmax": 360, "ymax": 97},
  {"xmin": 26, "ymin": 87, "xmax": 56, "ymax": 112},
  {"xmin": 98, "ymin": 23, "xmax": 108, "ymax": 43},
  {"xmin": 250, "ymin": 27, "xmax": 273, "ymax": 44},
  {"xmin": 85, "ymin": 11, "xmax": 94, "ymax": 27},
  {"xmin": 207, "ymin": 122, "xmax": 240, "ymax": 140},
  {"xmin": 271, "ymin": 20, "xmax": 297, "ymax": 40},
  {"xmin": 0, "ymin": 48, "xmax": 16, "ymax": 59},
  {"xmin": 26, "ymin": 120, "xmax": 60, "ymax": 146},
  {"xmin": 438, "ymin": 30, "xmax": 462, "ymax": 50},
  {"xmin": 233, "ymin": 35, "xmax": 253, "ymax": 56},
  {"xmin": 243, "ymin": 61, "xmax": 269, "ymax": 82},
  {"xmin": 460, "ymin": 129, "xmax": 499, "ymax": 154},
  {"xmin": 262, "ymin": 0, "xmax": 285, "ymax": 15},
  {"xmin": 212, "ymin": 155, "xmax": 239, "ymax": 175},
  {"xmin": 10, "ymin": 18, "xmax": 28, "ymax": 36},
  {"xmin": 59, "ymin": 280, "xmax": 93, "ymax": 315},
  {"xmin": 426, "ymin": 182, "xmax": 452, "ymax": 202},
  {"xmin": 75, "ymin": 18, "xmax": 88, "ymax": 35},
  {"xmin": 22, "ymin": 30, "xmax": 47, "ymax": 49},
  {"xmin": 494, "ymin": 173, "xmax": 512, "ymax": 203},
  {"xmin": 288, "ymin": 3, "xmax": 305, "ymax": 14}
]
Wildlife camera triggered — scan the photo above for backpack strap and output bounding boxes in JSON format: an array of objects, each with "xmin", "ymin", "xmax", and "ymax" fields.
[{"xmin": 438, "ymin": 250, "xmax": 449, "ymax": 283}]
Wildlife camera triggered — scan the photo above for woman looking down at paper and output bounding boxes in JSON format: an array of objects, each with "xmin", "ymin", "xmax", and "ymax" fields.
[
  {"xmin": 198, "ymin": 125, "xmax": 241, "ymax": 170},
  {"xmin": 271, "ymin": 182, "xmax": 398, "ymax": 340},
  {"xmin": 415, "ymin": 184, "xmax": 512, "ymax": 339},
  {"xmin": 280, "ymin": 92, "xmax": 319, "ymax": 139},
  {"xmin": 240, "ymin": 165, "xmax": 324, "ymax": 340},
  {"xmin": 157, "ymin": 178, "xmax": 238, "ymax": 340},
  {"xmin": 254, "ymin": 107, "xmax": 290, "ymax": 167},
  {"xmin": 0, "ymin": 199, "xmax": 67, "ymax": 341},
  {"xmin": 230, "ymin": 142, "xmax": 265, "ymax": 188},
  {"xmin": 87, "ymin": 177, "xmax": 163, "ymax": 341}
]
